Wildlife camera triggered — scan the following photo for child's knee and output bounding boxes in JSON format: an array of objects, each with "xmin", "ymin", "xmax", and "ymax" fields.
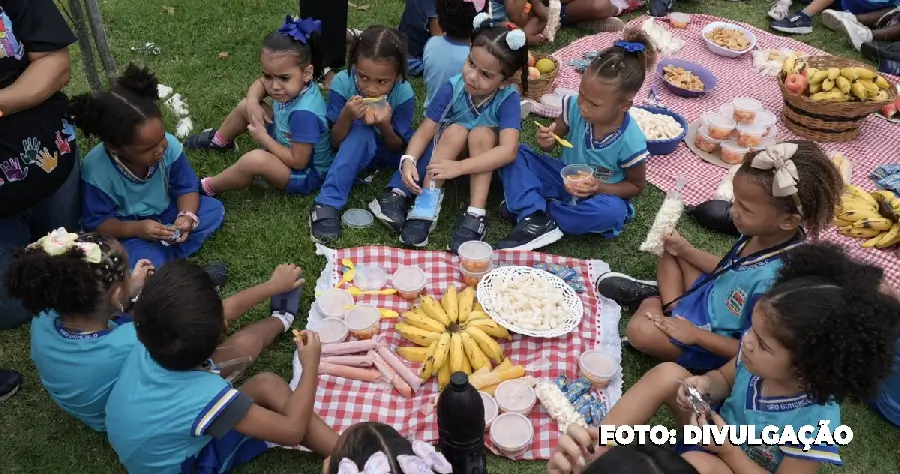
[
  {"xmin": 646, "ymin": 361, "xmax": 692, "ymax": 384},
  {"xmin": 237, "ymin": 149, "xmax": 274, "ymax": 172},
  {"xmin": 468, "ymin": 127, "xmax": 497, "ymax": 154},
  {"xmin": 242, "ymin": 371, "xmax": 286, "ymax": 391},
  {"xmin": 626, "ymin": 315, "xmax": 662, "ymax": 348}
]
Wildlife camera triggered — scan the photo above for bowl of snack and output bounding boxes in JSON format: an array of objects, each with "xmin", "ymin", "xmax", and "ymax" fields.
[
  {"xmin": 657, "ymin": 59, "xmax": 717, "ymax": 98},
  {"xmin": 701, "ymin": 22, "xmax": 757, "ymax": 58}
]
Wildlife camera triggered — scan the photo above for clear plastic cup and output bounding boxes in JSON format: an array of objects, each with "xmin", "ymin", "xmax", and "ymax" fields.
[
  {"xmin": 579, "ymin": 350, "xmax": 617, "ymax": 390},
  {"xmin": 494, "ymin": 380, "xmax": 537, "ymax": 415},
  {"xmin": 718, "ymin": 103, "xmax": 734, "ymax": 118},
  {"xmin": 561, "ymin": 164, "xmax": 594, "ymax": 205},
  {"xmin": 669, "ymin": 12, "xmax": 690, "ymax": 28},
  {"xmin": 750, "ymin": 137, "xmax": 776, "ymax": 152},
  {"xmin": 766, "ymin": 124, "xmax": 778, "ymax": 139},
  {"xmin": 736, "ymin": 123, "xmax": 766, "ymax": 148},
  {"xmin": 364, "ymin": 96, "xmax": 389, "ymax": 123},
  {"xmin": 458, "ymin": 241, "xmax": 493, "ymax": 273},
  {"xmin": 700, "ymin": 111, "xmax": 718, "ymax": 127},
  {"xmin": 392, "ymin": 266, "xmax": 426, "ymax": 301},
  {"xmin": 694, "ymin": 126, "xmax": 723, "ymax": 153},
  {"xmin": 480, "ymin": 391, "xmax": 499, "ymax": 429},
  {"xmin": 459, "ymin": 262, "xmax": 493, "ymax": 288},
  {"xmin": 353, "ymin": 263, "xmax": 388, "ymax": 291},
  {"xmin": 345, "ymin": 304, "xmax": 381, "ymax": 340},
  {"xmin": 753, "ymin": 110, "xmax": 777, "ymax": 134},
  {"xmin": 706, "ymin": 114, "xmax": 736, "ymax": 140},
  {"xmin": 316, "ymin": 289, "xmax": 354, "ymax": 319},
  {"xmin": 732, "ymin": 98, "xmax": 762, "ymax": 124},
  {"xmin": 308, "ymin": 317, "xmax": 349, "ymax": 344},
  {"xmin": 490, "ymin": 413, "xmax": 534, "ymax": 458},
  {"xmin": 720, "ymin": 140, "xmax": 750, "ymax": 165}
]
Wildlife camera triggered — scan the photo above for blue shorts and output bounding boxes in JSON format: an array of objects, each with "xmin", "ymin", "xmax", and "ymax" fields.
[
  {"xmin": 867, "ymin": 398, "xmax": 900, "ymax": 427},
  {"xmin": 181, "ymin": 429, "xmax": 267, "ymax": 474},
  {"xmin": 670, "ymin": 276, "xmax": 730, "ymax": 371},
  {"xmin": 263, "ymin": 123, "xmax": 323, "ymax": 195}
]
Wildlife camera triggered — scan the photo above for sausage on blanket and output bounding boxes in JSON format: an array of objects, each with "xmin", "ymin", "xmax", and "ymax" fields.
[
  {"xmin": 319, "ymin": 362, "xmax": 382, "ymax": 382},
  {"xmin": 321, "ymin": 355, "xmax": 374, "ymax": 368},
  {"xmin": 370, "ymin": 351, "xmax": 413, "ymax": 398},
  {"xmin": 376, "ymin": 345, "xmax": 422, "ymax": 392},
  {"xmin": 320, "ymin": 339, "xmax": 378, "ymax": 356}
]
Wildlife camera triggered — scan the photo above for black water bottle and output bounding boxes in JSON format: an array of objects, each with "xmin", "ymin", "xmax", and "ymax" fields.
[{"xmin": 437, "ymin": 372, "xmax": 486, "ymax": 474}]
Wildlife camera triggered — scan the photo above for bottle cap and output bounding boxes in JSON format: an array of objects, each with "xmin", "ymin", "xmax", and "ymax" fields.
[{"xmin": 450, "ymin": 372, "xmax": 469, "ymax": 389}]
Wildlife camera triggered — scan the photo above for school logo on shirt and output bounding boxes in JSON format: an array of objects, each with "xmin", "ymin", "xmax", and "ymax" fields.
[
  {"xmin": 743, "ymin": 444, "xmax": 781, "ymax": 472},
  {"xmin": 726, "ymin": 287, "xmax": 747, "ymax": 317},
  {"xmin": 594, "ymin": 167, "xmax": 613, "ymax": 182},
  {"xmin": 0, "ymin": 10, "xmax": 24, "ymax": 60}
]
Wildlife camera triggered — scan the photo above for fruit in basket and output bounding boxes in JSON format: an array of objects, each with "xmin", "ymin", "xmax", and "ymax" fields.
[
  {"xmin": 809, "ymin": 70, "xmax": 829, "ymax": 84},
  {"xmin": 784, "ymin": 74, "xmax": 807, "ymax": 95},
  {"xmin": 821, "ymin": 78, "xmax": 835, "ymax": 91},
  {"xmin": 834, "ymin": 184, "xmax": 900, "ymax": 248},
  {"xmin": 782, "ymin": 61, "xmax": 893, "ymax": 103},
  {"xmin": 536, "ymin": 58, "xmax": 556, "ymax": 75},
  {"xmin": 528, "ymin": 67, "xmax": 540, "ymax": 80},
  {"xmin": 528, "ymin": 52, "xmax": 536, "ymax": 67},
  {"xmin": 876, "ymin": 76, "xmax": 891, "ymax": 89},
  {"xmin": 882, "ymin": 100, "xmax": 899, "ymax": 119},
  {"xmin": 836, "ymin": 76, "xmax": 852, "ymax": 94}
]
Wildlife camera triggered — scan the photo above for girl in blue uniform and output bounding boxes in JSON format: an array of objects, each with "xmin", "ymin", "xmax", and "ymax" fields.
[
  {"xmin": 577, "ymin": 244, "xmax": 900, "ymax": 474},
  {"xmin": 599, "ymin": 141, "xmax": 843, "ymax": 371},
  {"xmin": 187, "ymin": 16, "xmax": 335, "ymax": 197},
  {"xmin": 370, "ymin": 13, "xmax": 527, "ymax": 252},
  {"xmin": 497, "ymin": 29, "xmax": 655, "ymax": 252},
  {"xmin": 309, "ymin": 26, "xmax": 415, "ymax": 243},
  {"xmin": 73, "ymin": 65, "xmax": 224, "ymax": 270},
  {"xmin": 107, "ymin": 261, "xmax": 338, "ymax": 474}
]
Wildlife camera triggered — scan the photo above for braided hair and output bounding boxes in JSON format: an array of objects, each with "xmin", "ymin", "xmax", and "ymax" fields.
[{"xmin": 586, "ymin": 28, "xmax": 657, "ymax": 100}]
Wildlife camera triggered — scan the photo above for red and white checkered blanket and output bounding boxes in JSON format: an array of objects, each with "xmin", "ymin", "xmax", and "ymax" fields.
[
  {"xmin": 540, "ymin": 14, "xmax": 900, "ymax": 287},
  {"xmin": 289, "ymin": 245, "xmax": 622, "ymax": 460}
]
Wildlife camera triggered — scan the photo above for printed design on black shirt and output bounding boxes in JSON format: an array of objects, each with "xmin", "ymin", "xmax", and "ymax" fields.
[
  {"xmin": 56, "ymin": 118, "xmax": 76, "ymax": 155},
  {"xmin": 0, "ymin": 10, "xmax": 24, "ymax": 60},
  {"xmin": 20, "ymin": 137, "xmax": 40, "ymax": 165},
  {"xmin": 0, "ymin": 157, "xmax": 27, "ymax": 183},
  {"xmin": 18, "ymin": 136, "xmax": 58, "ymax": 173}
]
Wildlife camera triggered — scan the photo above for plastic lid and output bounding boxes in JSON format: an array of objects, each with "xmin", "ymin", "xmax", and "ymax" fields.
[
  {"xmin": 555, "ymin": 87, "xmax": 579, "ymax": 97},
  {"xmin": 751, "ymin": 138, "xmax": 776, "ymax": 151},
  {"xmin": 540, "ymin": 93, "xmax": 563, "ymax": 108},
  {"xmin": 354, "ymin": 263, "xmax": 388, "ymax": 290},
  {"xmin": 732, "ymin": 97, "xmax": 762, "ymax": 111},
  {"xmin": 392, "ymin": 266, "xmax": 426, "ymax": 292},
  {"xmin": 721, "ymin": 140, "xmax": 748, "ymax": 151},
  {"xmin": 737, "ymin": 123, "xmax": 766, "ymax": 134},
  {"xmin": 343, "ymin": 209, "xmax": 374, "ymax": 228},
  {"xmin": 580, "ymin": 350, "xmax": 617, "ymax": 378},
  {"xmin": 346, "ymin": 304, "xmax": 380, "ymax": 330},
  {"xmin": 494, "ymin": 380, "xmax": 536, "ymax": 412},
  {"xmin": 708, "ymin": 114, "xmax": 736, "ymax": 128},
  {"xmin": 459, "ymin": 261, "xmax": 494, "ymax": 277},
  {"xmin": 458, "ymin": 241, "xmax": 493, "ymax": 261},
  {"xmin": 754, "ymin": 110, "xmax": 777, "ymax": 127},
  {"xmin": 697, "ymin": 126, "xmax": 723, "ymax": 143},
  {"xmin": 719, "ymin": 103, "xmax": 734, "ymax": 116},
  {"xmin": 490, "ymin": 413, "xmax": 534, "ymax": 449},
  {"xmin": 318, "ymin": 289, "xmax": 354, "ymax": 318},
  {"xmin": 450, "ymin": 372, "xmax": 469, "ymax": 389},
  {"xmin": 309, "ymin": 318, "xmax": 348, "ymax": 344}
]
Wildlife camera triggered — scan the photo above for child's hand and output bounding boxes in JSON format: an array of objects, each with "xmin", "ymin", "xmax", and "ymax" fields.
[
  {"xmin": 402, "ymin": 159, "xmax": 422, "ymax": 195},
  {"xmin": 173, "ymin": 216, "xmax": 194, "ymax": 243},
  {"xmin": 247, "ymin": 116, "xmax": 269, "ymax": 145},
  {"xmin": 129, "ymin": 259, "xmax": 155, "ymax": 295},
  {"xmin": 427, "ymin": 160, "xmax": 463, "ymax": 181},
  {"xmin": 647, "ymin": 313, "xmax": 701, "ymax": 345},
  {"xmin": 676, "ymin": 375, "xmax": 712, "ymax": 413},
  {"xmin": 345, "ymin": 96, "xmax": 367, "ymax": 121},
  {"xmin": 564, "ymin": 175, "xmax": 601, "ymax": 198},
  {"xmin": 693, "ymin": 411, "xmax": 739, "ymax": 454},
  {"xmin": 536, "ymin": 122, "xmax": 558, "ymax": 149},
  {"xmin": 138, "ymin": 220, "xmax": 175, "ymax": 241},
  {"xmin": 547, "ymin": 425, "xmax": 602, "ymax": 474},
  {"xmin": 375, "ymin": 102, "xmax": 393, "ymax": 125},
  {"xmin": 246, "ymin": 101, "xmax": 272, "ymax": 126},
  {"xmin": 296, "ymin": 330, "xmax": 322, "ymax": 369},
  {"xmin": 662, "ymin": 231, "xmax": 692, "ymax": 257},
  {"xmin": 268, "ymin": 263, "xmax": 303, "ymax": 294}
]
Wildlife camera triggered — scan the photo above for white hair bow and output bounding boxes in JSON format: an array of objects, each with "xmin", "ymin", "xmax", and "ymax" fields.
[
  {"xmin": 336, "ymin": 442, "xmax": 452, "ymax": 474},
  {"xmin": 751, "ymin": 142, "xmax": 800, "ymax": 198},
  {"xmin": 337, "ymin": 453, "xmax": 392, "ymax": 474}
]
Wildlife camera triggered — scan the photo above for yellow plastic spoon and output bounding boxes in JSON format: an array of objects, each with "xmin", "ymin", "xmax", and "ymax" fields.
[
  {"xmin": 533, "ymin": 121, "xmax": 573, "ymax": 148},
  {"xmin": 340, "ymin": 305, "xmax": 400, "ymax": 319},
  {"xmin": 346, "ymin": 287, "xmax": 398, "ymax": 296},
  {"xmin": 335, "ymin": 259, "xmax": 356, "ymax": 288}
]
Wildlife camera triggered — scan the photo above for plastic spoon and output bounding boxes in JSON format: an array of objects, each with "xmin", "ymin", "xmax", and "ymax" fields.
[
  {"xmin": 533, "ymin": 121, "xmax": 573, "ymax": 148},
  {"xmin": 334, "ymin": 259, "xmax": 356, "ymax": 288},
  {"xmin": 341, "ymin": 305, "xmax": 400, "ymax": 319}
]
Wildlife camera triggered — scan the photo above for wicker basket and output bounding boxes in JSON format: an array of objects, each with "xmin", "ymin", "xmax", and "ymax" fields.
[
  {"xmin": 777, "ymin": 56, "xmax": 896, "ymax": 142},
  {"xmin": 517, "ymin": 53, "xmax": 559, "ymax": 101}
]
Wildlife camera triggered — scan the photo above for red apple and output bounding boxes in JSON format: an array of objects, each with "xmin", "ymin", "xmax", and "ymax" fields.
[{"xmin": 784, "ymin": 73, "xmax": 808, "ymax": 95}]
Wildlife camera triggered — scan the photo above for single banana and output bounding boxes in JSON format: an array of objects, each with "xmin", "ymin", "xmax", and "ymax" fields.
[
  {"xmin": 397, "ymin": 346, "xmax": 430, "ymax": 363},
  {"xmin": 810, "ymin": 70, "xmax": 829, "ymax": 84},
  {"xmin": 860, "ymin": 80, "xmax": 879, "ymax": 95},
  {"xmin": 826, "ymin": 67, "xmax": 841, "ymax": 80},
  {"xmin": 875, "ymin": 76, "xmax": 891, "ymax": 90},
  {"xmin": 825, "ymin": 90, "xmax": 847, "ymax": 101},
  {"xmin": 465, "ymin": 325, "xmax": 504, "ymax": 363},
  {"xmin": 438, "ymin": 359, "xmax": 452, "ymax": 390},
  {"xmin": 809, "ymin": 83, "xmax": 822, "ymax": 94},
  {"xmin": 457, "ymin": 287, "xmax": 475, "ymax": 324},
  {"xmin": 466, "ymin": 318, "xmax": 513, "ymax": 340},
  {"xmin": 821, "ymin": 78, "xmax": 835, "ymax": 91},
  {"xmin": 833, "ymin": 217, "xmax": 854, "ymax": 228},
  {"xmin": 872, "ymin": 190, "xmax": 897, "ymax": 203},
  {"xmin": 401, "ymin": 308, "xmax": 446, "ymax": 334},
  {"xmin": 466, "ymin": 310, "xmax": 489, "ymax": 321},
  {"xmin": 782, "ymin": 55, "xmax": 796, "ymax": 76},
  {"xmin": 851, "ymin": 82, "xmax": 868, "ymax": 101},
  {"xmin": 852, "ymin": 217, "xmax": 893, "ymax": 231},
  {"xmin": 836, "ymin": 76, "xmax": 852, "ymax": 94},
  {"xmin": 840, "ymin": 195, "xmax": 877, "ymax": 211},
  {"xmin": 449, "ymin": 333, "xmax": 465, "ymax": 373},
  {"xmin": 809, "ymin": 91, "xmax": 832, "ymax": 102},
  {"xmin": 420, "ymin": 341, "xmax": 438, "ymax": 381},
  {"xmin": 837, "ymin": 209, "xmax": 880, "ymax": 223},
  {"xmin": 460, "ymin": 331, "xmax": 490, "ymax": 371},
  {"xmin": 432, "ymin": 331, "xmax": 452, "ymax": 371},
  {"xmin": 843, "ymin": 227, "xmax": 882, "ymax": 238},
  {"xmin": 846, "ymin": 184, "xmax": 879, "ymax": 206},
  {"xmin": 420, "ymin": 295, "xmax": 451, "ymax": 327},
  {"xmin": 876, "ymin": 224, "xmax": 900, "ymax": 248},
  {"xmin": 461, "ymin": 351, "xmax": 472, "ymax": 375},
  {"xmin": 396, "ymin": 323, "xmax": 443, "ymax": 347},
  {"xmin": 841, "ymin": 67, "xmax": 859, "ymax": 81},
  {"xmin": 862, "ymin": 235, "xmax": 882, "ymax": 248},
  {"xmin": 854, "ymin": 67, "xmax": 876, "ymax": 80},
  {"xmin": 442, "ymin": 285, "xmax": 459, "ymax": 324},
  {"xmin": 805, "ymin": 67, "xmax": 819, "ymax": 80},
  {"xmin": 474, "ymin": 301, "xmax": 484, "ymax": 313}
]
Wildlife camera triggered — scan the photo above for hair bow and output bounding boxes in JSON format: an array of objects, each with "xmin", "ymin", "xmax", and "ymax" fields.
[
  {"xmin": 751, "ymin": 143, "xmax": 800, "ymax": 198},
  {"xmin": 337, "ymin": 453, "xmax": 392, "ymax": 474},
  {"xmin": 30, "ymin": 228, "xmax": 103, "ymax": 264},
  {"xmin": 396, "ymin": 441, "xmax": 454, "ymax": 474},
  {"xmin": 463, "ymin": 0, "xmax": 487, "ymax": 12},
  {"xmin": 506, "ymin": 29, "xmax": 527, "ymax": 51},
  {"xmin": 614, "ymin": 40, "xmax": 644, "ymax": 54},
  {"xmin": 473, "ymin": 12, "xmax": 492, "ymax": 30},
  {"xmin": 279, "ymin": 15, "xmax": 322, "ymax": 44}
]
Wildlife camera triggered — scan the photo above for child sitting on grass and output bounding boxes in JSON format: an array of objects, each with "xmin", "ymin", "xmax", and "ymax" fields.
[
  {"xmin": 187, "ymin": 16, "xmax": 335, "ymax": 197},
  {"xmin": 106, "ymin": 260, "xmax": 337, "ymax": 474},
  {"xmin": 399, "ymin": 0, "xmax": 441, "ymax": 76},
  {"xmin": 496, "ymin": 29, "xmax": 654, "ymax": 251},
  {"xmin": 323, "ymin": 421, "xmax": 452, "ymax": 473},
  {"xmin": 871, "ymin": 337, "xmax": 900, "ymax": 428},
  {"xmin": 423, "ymin": 0, "xmax": 478, "ymax": 111},
  {"xmin": 489, "ymin": 0, "xmax": 552, "ymax": 45},
  {"xmin": 598, "ymin": 140, "xmax": 843, "ymax": 372},
  {"xmin": 555, "ymin": 244, "xmax": 900, "ymax": 474},
  {"xmin": 72, "ymin": 65, "xmax": 224, "ymax": 270}
]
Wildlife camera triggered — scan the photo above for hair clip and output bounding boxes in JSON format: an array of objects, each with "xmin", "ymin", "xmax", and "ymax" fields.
[
  {"xmin": 337, "ymin": 453, "xmax": 391, "ymax": 474},
  {"xmin": 463, "ymin": 0, "xmax": 487, "ymax": 12},
  {"xmin": 506, "ymin": 29, "xmax": 527, "ymax": 51},
  {"xmin": 34, "ymin": 228, "xmax": 103, "ymax": 263},
  {"xmin": 473, "ymin": 12, "xmax": 492, "ymax": 30},
  {"xmin": 614, "ymin": 40, "xmax": 645, "ymax": 54},
  {"xmin": 278, "ymin": 15, "xmax": 322, "ymax": 44}
]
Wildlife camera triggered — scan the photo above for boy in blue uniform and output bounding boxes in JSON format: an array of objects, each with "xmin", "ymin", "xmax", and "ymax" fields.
[
  {"xmin": 399, "ymin": 0, "xmax": 441, "ymax": 76},
  {"xmin": 422, "ymin": 0, "xmax": 478, "ymax": 110}
]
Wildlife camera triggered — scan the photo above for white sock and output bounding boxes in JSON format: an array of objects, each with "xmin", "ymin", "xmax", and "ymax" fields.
[
  {"xmin": 271, "ymin": 311, "xmax": 295, "ymax": 332},
  {"xmin": 467, "ymin": 206, "xmax": 486, "ymax": 217}
]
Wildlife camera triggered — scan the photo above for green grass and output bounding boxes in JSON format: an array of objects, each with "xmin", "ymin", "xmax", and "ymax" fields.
[{"xmin": 1, "ymin": 0, "xmax": 898, "ymax": 472}]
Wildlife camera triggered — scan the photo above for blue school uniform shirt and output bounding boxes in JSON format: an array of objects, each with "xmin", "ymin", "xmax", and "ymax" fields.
[
  {"xmin": 106, "ymin": 346, "xmax": 254, "ymax": 474},
  {"xmin": 719, "ymin": 341, "xmax": 842, "ymax": 472},
  {"xmin": 272, "ymin": 84, "xmax": 335, "ymax": 176},
  {"xmin": 30, "ymin": 310, "xmax": 137, "ymax": 431},
  {"xmin": 80, "ymin": 133, "xmax": 198, "ymax": 229},
  {"xmin": 327, "ymin": 68, "xmax": 415, "ymax": 143},
  {"xmin": 560, "ymin": 96, "xmax": 648, "ymax": 185},
  {"xmin": 426, "ymin": 74, "xmax": 521, "ymax": 132},
  {"xmin": 873, "ymin": 338, "xmax": 900, "ymax": 426},
  {"xmin": 399, "ymin": 0, "xmax": 437, "ymax": 59},
  {"xmin": 423, "ymin": 36, "xmax": 470, "ymax": 111}
]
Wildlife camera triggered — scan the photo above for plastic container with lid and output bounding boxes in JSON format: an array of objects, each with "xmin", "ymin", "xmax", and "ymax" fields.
[
  {"xmin": 719, "ymin": 103, "xmax": 734, "ymax": 118},
  {"xmin": 694, "ymin": 126, "xmax": 723, "ymax": 153},
  {"xmin": 316, "ymin": 289, "xmax": 354, "ymax": 319},
  {"xmin": 494, "ymin": 379, "xmax": 537, "ymax": 415},
  {"xmin": 669, "ymin": 12, "xmax": 690, "ymax": 28},
  {"xmin": 766, "ymin": 124, "xmax": 778, "ymax": 139},
  {"xmin": 342, "ymin": 209, "xmax": 374, "ymax": 229},
  {"xmin": 721, "ymin": 140, "xmax": 750, "ymax": 165},
  {"xmin": 736, "ymin": 123, "xmax": 766, "ymax": 148},
  {"xmin": 540, "ymin": 93, "xmax": 563, "ymax": 109},
  {"xmin": 354, "ymin": 263, "xmax": 388, "ymax": 291},
  {"xmin": 489, "ymin": 413, "xmax": 534, "ymax": 458},
  {"xmin": 700, "ymin": 111, "xmax": 718, "ymax": 128},
  {"xmin": 706, "ymin": 114, "xmax": 736, "ymax": 140},
  {"xmin": 345, "ymin": 304, "xmax": 381, "ymax": 340},
  {"xmin": 579, "ymin": 350, "xmax": 617, "ymax": 390},
  {"xmin": 753, "ymin": 110, "xmax": 777, "ymax": 134},
  {"xmin": 308, "ymin": 317, "xmax": 349, "ymax": 344},
  {"xmin": 459, "ymin": 241, "xmax": 493, "ymax": 273},
  {"xmin": 480, "ymin": 392, "xmax": 499, "ymax": 428},
  {"xmin": 731, "ymin": 98, "xmax": 762, "ymax": 124},
  {"xmin": 750, "ymin": 137, "xmax": 776, "ymax": 152},
  {"xmin": 460, "ymin": 262, "xmax": 493, "ymax": 288},
  {"xmin": 393, "ymin": 266, "xmax": 427, "ymax": 301}
]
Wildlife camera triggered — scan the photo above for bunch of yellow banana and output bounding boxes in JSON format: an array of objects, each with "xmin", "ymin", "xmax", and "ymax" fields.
[
  {"xmin": 794, "ymin": 66, "xmax": 893, "ymax": 103},
  {"xmin": 395, "ymin": 285, "xmax": 512, "ymax": 387},
  {"xmin": 834, "ymin": 184, "xmax": 900, "ymax": 249}
]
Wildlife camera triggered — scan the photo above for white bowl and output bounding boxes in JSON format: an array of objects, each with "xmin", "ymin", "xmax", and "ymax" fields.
[{"xmin": 701, "ymin": 22, "xmax": 757, "ymax": 58}]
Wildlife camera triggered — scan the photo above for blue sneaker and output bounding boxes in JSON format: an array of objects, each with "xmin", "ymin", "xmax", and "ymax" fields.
[
  {"xmin": 771, "ymin": 12, "xmax": 814, "ymax": 35},
  {"xmin": 0, "ymin": 369, "xmax": 22, "ymax": 402},
  {"xmin": 879, "ymin": 59, "xmax": 900, "ymax": 75}
]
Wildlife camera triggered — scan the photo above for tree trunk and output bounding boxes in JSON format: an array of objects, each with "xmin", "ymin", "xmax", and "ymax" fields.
[
  {"xmin": 66, "ymin": 0, "xmax": 102, "ymax": 93},
  {"xmin": 82, "ymin": 0, "xmax": 118, "ymax": 85}
]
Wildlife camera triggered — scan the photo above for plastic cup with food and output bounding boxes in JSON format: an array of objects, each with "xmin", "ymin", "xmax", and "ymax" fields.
[
  {"xmin": 750, "ymin": 137, "xmax": 776, "ymax": 152},
  {"xmin": 669, "ymin": 12, "xmax": 690, "ymax": 28},
  {"xmin": 392, "ymin": 266, "xmax": 427, "ymax": 301},
  {"xmin": 701, "ymin": 111, "xmax": 718, "ymax": 128},
  {"xmin": 316, "ymin": 289, "xmax": 354, "ymax": 319},
  {"xmin": 694, "ymin": 126, "xmax": 723, "ymax": 153},
  {"xmin": 494, "ymin": 379, "xmax": 537, "ymax": 415},
  {"xmin": 731, "ymin": 98, "xmax": 762, "ymax": 124},
  {"xmin": 363, "ymin": 96, "xmax": 389, "ymax": 123},
  {"xmin": 720, "ymin": 140, "xmax": 750, "ymax": 165},
  {"xmin": 490, "ymin": 413, "xmax": 534, "ymax": 458},
  {"xmin": 459, "ymin": 262, "xmax": 493, "ymax": 288},
  {"xmin": 736, "ymin": 123, "xmax": 766, "ymax": 148},
  {"xmin": 718, "ymin": 103, "xmax": 734, "ymax": 118},
  {"xmin": 480, "ymin": 392, "xmax": 499, "ymax": 428},
  {"xmin": 579, "ymin": 350, "xmax": 617, "ymax": 390},
  {"xmin": 753, "ymin": 110, "xmax": 777, "ymax": 134},
  {"xmin": 458, "ymin": 241, "xmax": 493, "ymax": 273},
  {"xmin": 307, "ymin": 317, "xmax": 349, "ymax": 344},
  {"xmin": 706, "ymin": 114, "xmax": 736, "ymax": 140},
  {"xmin": 354, "ymin": 263, "xmax": 388, "ymax": 291},
  {"xmin": 561, "ymin": 164, "xmax": 595, "ymax": 205},
  {"xmin": 345, "ymin": 304, "xmax": 381, "ymax": 340}
]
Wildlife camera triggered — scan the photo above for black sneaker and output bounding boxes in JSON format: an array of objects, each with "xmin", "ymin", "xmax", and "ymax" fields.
[
  {"xmin": 771, "ymin": 12, "xmax": 814, "ymax": 34},
  {"xmin": 448, "ymin": 213, "xmax": 487, "ymax": 254},
  {"xmin": 401, "ymin": 219, "xmax": 435, "ymax": 247},
  {"xmin": 0, "ymin": 369, "xmax": 21, "ymax": 402},
  {"xmin": 596, "ymin": 272, "xmax": 659, "ymax": 307},
  {"xmin": 649, "ymin": 0, "xmax": 673, "ymax": 17},
  {"xmin": 271, "ymin": 278, "xmax": 303, "ymax": 318},
  {"xmin": 184, "ymin": 129, "xmax": 236, "ymax": 152},
  {"xmin": 203, "ymin": 261, "xmax": 229, "ymax": 289},
  {"xmin": 495, "ymin": 211, "xmax": 563, "ymax": 251},
  {"xmin": 862, "ymin": 41, "xmax": 900, "ymax": 62},
  {"xmin": 369, "ymin": 190, "xmax": 410, "ymax": 234},
  {"xmin": 309, "ymin": 203, "xmax": 342, "ymax": 243},
  {"xmin": 498, "ymin": 200, "xmax": 516, "ymax": 225}
]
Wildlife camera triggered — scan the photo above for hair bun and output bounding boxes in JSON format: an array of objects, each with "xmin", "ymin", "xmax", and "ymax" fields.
[
  {"xmin": 67, "ymin": 94, "xmax": 103, "ymax": 137},
  {"xmin": 117, "ymin": 63, "xmax": 160, "ymax": 100}
]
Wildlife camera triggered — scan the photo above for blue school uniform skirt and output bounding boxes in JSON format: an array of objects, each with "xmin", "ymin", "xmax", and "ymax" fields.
[
  {"xmin": 182, "ymin": 430, "xmax": 268, "ymax": 474},
  {"xmin": 668, "ymin": 277, "xmax": 730, "ymax": 371}
]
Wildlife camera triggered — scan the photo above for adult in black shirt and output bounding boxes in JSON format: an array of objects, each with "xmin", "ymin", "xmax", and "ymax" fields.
[{"xmin": 299, "ymin": 0, "xmax": 348, "ymax": 88}]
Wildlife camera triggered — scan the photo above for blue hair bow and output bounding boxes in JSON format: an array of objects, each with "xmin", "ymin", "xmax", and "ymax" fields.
[
  {"xmin": 279, "ymin": 15, "xmax": 322, "ymax": 44},
  {"xmin": 614, "ymin": 40, "xmax": 645, "ymax": 54}
]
